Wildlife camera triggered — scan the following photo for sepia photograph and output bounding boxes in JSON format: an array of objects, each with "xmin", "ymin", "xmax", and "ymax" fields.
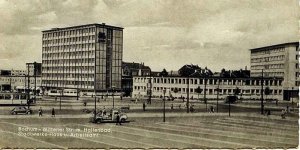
[{"xmin": 0, "ymin": 0, "xmax": 299, "ymax": 149}]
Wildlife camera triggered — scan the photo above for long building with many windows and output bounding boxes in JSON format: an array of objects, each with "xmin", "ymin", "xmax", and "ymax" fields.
[
  {"xmin": 42, "ymin": 23, "xmax": 123, "ymax": 94},
  {"xmin": 132, "ymin": 75, "xmax": 284, "ymax": 101}
]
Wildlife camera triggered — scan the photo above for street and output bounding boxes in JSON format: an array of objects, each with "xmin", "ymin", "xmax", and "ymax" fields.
[{"xmin": 0, "ymin": 97, "xmax": 298, "ymax": 148}]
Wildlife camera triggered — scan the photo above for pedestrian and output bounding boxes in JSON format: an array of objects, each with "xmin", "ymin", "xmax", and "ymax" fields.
[
  {"xmin": 38, "ymin": 107, "xmax": 43, "ymax": 117},
  {"xmin": 210, "ymin": 106, "xmax": 214, "ymax": 113},
  {"xmin": 51, "ymin": 108, "xmax": 55, "ymax": 117},
  {"xmin": 190, "ymin": 105, "xmax": 194, "ymax": 112},
  {"xmin": 143, "ymin": 102, "xmax": 146, "ymax": 111},
  {"xmin": 178, "ymin": 104, "xmax": 181, "ymax": 109},
  {"xmin": 276, "ymin": 100, "xmax": 278, "ymax": 106},
  {"xmin": 116, "ymin": 112, "xmax": 121, "ymax": 125},
  {"xmin": 171, "ymin": 103, "xmax": 174, "ymax": 110},
  {"xmin": 281, "ymin": 109, "xmax": 286, "ymax": 119},
  {"xmin": 55, "ymin": 96, "xmax": 57, "ymax": 102}
]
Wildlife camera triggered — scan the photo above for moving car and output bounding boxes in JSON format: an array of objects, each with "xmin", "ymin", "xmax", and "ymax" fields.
[
  {"xmin": 90, "ymin": 109, "xmax": 128, "ymax": 123},
  {"xmin": 11, "ymin": 106, "xmax": 32, "ymax": 115}
]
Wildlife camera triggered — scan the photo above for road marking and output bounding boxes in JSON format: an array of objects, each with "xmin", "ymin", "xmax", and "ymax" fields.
[
  {"xmin": 0, "ymin": 129, "xmax": 64, "ymax": 149},
  {"xmin": 0, "ymin": 121, "xmax": 116, "ymax": 148},
  {"xmin": 215, "ymin": 118, "xmax": 298, "ymax": 134},
  {"xmin": 72, "ymin": 123, "xmax": 208, "ymax": 148},
  {"xmin": 223, "ymin": 117, "xmax": 298, "ymax": 129},
  {"xmin": 107, "ymin": 123, "xmax": 253, "ymax": 148},
  {"xmin": 71, "ymin": 123, "xmax": 162, "ymax": 148},
  {"xmin": 157, "ymin": 122, "xmax": 296, "ymax": 146}
]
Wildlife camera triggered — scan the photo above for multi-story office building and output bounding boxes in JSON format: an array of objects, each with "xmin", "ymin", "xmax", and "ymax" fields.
[
  {"xmin": 42, "ymin": 23, "xmax": 123, "ymax": 94},
  {"xmin": 132, "ymin": 76, "xmax": 284, "ymax": 100},
  {"xmin": 250, "ymin": 42, "xmax": 299, "ymax": 100}
]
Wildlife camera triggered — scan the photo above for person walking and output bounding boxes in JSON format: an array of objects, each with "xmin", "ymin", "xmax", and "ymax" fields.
[
  {"xmin": 51, "ymin": 108, "xmax": 55, "ymax": 117},
  {"xmin": 116, "ymin": 113, "xmax": 121, "ymax": 125},
  {"xmin": 143, "ymin": 102, "xmax": 146, "ymax": 111},
  {"xmin": 171, "ymin": 103, "xmax": 174, "ymax": 110},
  {"xmin": 38, "ymin": 107, "xmax": 43, "ymax": 117}
]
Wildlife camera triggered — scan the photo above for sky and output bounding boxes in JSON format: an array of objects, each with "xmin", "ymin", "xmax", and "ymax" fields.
[{"xmin": 0, "ymin": 0, "xmax": 298, "ymax": 72}]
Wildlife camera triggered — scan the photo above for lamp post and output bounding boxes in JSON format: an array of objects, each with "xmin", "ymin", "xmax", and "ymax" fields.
[
  {"xmin": 34, "ymin": 62, "xmax": 37, "ymax": 103},
  {"xmin": 217, "ymin": 77, "xmax": 220, "ymax": 113},
  {"xmin": 163, "ymin": 88, "xmax": 166, "ymax": 122},
  {"xmin": 112, "ymin": 86, "xmax": 115, "ymax": 109},
  {"xmin": 204, "ymin": 76, "xmax": 208, "ymax": 112},
  {"xmin": 94, "ymin": 89, "xmax": 97, "ymax": 121},
  {"xmin": 186, "ymin": 76, "xmax": 190, "ymax": 113},
  {"xmin": 261, "ymin": 69, "xmax": 264, "ymax": 115},
  {"xmin": 27, "ymin": 63, "xmax": 30, "ymax": 109},
  {"xmin": 60, "ymin": 89, "xmax": 62, "ymax": 110}
]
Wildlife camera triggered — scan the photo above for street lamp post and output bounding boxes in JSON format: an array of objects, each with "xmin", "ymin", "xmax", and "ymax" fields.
[
  {"xmin": 217, "ymin": 77, "xmax": 220, "ymax": 113},
  {"xmin": 261, "ymin": 69, "xmax": 264, "ymax": 115},
  {"xmin": 60, "ymin": 90, "xmax": 62, "ymax": 110},
  {"xmin": 94, "ymin": 89, "xmax": 97, "ymax": 121},
  {"xmin": 187, "ymin": 76, "xmax": 190, "ymax": 113},
  {"xmin": 34, "ymin": 62, "xmax": 37, "ymax": 103},
  {"xmin": 112, "ymin": 87, "xmax": 115, "ymax": 109},
  {"xmin": 204, "ymin": 76, "xmax": 208, "ymax": 112},
  {"xmin": 27, "ymin": 63, "xmax": 30, "ymax": 109},
  {"xmin": 163, "ymin": 88, "xmax": 166, "ymax": 122}
]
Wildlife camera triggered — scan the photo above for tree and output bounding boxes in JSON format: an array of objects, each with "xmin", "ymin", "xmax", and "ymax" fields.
[
  {"xmin": 159, "ymin": 68, "xmax": 168, "ymax": 77},
  {"xmin": 233, "ymin": 87, "xmax": 240, "ymax": 96},
  {"xmin": 195, "ymin": 86, "xmax": 203, "ymax": 101}
]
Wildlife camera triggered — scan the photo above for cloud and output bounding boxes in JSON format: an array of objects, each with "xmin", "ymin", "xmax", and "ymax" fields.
[{"xmin": 0, "ymin": 0, "xmax": 298, "ymax": 72}]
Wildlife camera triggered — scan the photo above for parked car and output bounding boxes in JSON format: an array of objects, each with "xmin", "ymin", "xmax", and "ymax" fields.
[
  {"xmin": 11, "ymin": 106, "xmax": 32, "ymax": 115},
  {"xmin": 90, "ymin": 109, "xmax": 128, "ymax": 123}
]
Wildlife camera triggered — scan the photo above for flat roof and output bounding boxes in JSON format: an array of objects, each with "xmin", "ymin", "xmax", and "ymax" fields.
[
  {"xmin": 42, "ymin": 23, "xmax": 124, "ymax": 32},
  {"xmin": 132, "ymin": 75, "xmax": 283, "ymax": 80},
  {"xmin": 250, "ymin": 42, "xmax": 299, "ymax": 52}
]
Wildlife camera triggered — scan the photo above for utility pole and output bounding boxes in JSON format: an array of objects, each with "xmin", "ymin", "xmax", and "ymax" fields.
[
  {"xmin": 187, "ymin": 76, "xmax": 190, "ymax": 113},
  {"xmin": 27, "ymin": 63, "xmax": 30, "ymax": 109},
  {"xmin": 261, "ymin": 69, "xmax": 264, "ymax": 115},
  {"xmin": 34, "ymin": 62, "xmax": 37, "ymax": 103},
  {"xmin": 217, "ymin": 77, "xmax": 220, "ymax": 113},
  {"xmin": 204, "ymin": 76, "xmax": 207, "ymax": 112},
  {"xmin": 163, "ymin": 88, "xmax": 166, "ymax": 122}
]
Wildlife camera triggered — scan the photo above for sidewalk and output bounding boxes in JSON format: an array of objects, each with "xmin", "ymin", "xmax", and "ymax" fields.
[{"xmin": 0, "ymin": 112, "xmax": 297, "ymax": 121}]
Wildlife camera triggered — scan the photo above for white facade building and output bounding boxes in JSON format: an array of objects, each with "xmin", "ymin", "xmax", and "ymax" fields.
[
  {"xmin": 250, "ymin": 42, "xmax": 299, "ymax": 100},
  {"xmin": 132, "ymin": 76, "xmax": 284, "ymax": 100}
]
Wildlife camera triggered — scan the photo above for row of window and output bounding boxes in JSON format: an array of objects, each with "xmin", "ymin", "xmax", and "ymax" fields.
[
  {"xmin": 251, "ymin": 55, "xmax": 285, "ymax": 63},
  {"xmin": 134, "ymin": 86, "xmax": 283, "ymax": 95},
  {"xmin": 43, "ymin": 35, "xmax": 96, "ymax": 44},
  {"xmin": 251, "ymin": 64, "xmax": 284, "ymax": 70},
  {"xmin": 134, "ymin": 77, "xmax": 282, "ymax": 86},
  {"xmin": 0, "ymin": 78, "xmax": 41, "ymax": 83},
  {"xmin": 43, "ymin": 27, "xmax": 96, "ymax": 38},
  {"xmin": 251, "ymin": 72, "xmax": 284, "ymax": 77},
  {"xmin": 251, "ymin": 47, "xmax": 285, "ymax": 56}
]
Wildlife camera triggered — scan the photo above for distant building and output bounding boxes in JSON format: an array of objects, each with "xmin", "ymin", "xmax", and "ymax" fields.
[
  {"xmin": 41, "ymin": 23, "xmax": 123, "ymax": 95},
  {"xmin": 122, "ymin": 62, "xmax": 151, "ymax": 96},
  {"xmin": 250, "ymin": 42, "xmax": 299, "ymax": 100},
  {"xmin": 0, "ymin": 63, "xmax": 42, "ymax": 93},
  {"xmin": 26, "ymin": 62, "xmax": 42, "ymax": 76}
]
